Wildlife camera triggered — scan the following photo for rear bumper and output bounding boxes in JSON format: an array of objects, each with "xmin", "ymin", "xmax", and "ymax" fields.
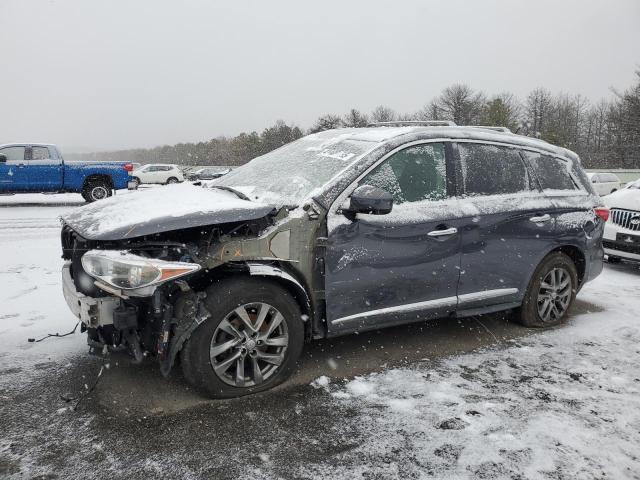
[{"xmin": 62, "ymin": 262, "xmax": 119, "ymax": 327}]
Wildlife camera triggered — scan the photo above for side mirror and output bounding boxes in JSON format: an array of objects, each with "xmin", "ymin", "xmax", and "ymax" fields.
[
  {"xmin": 0, "ymin": 154, "xmax": 6, "ymax": 163},
  {"xmin": 592, "ymin": 178, "xmax": 597, "ymax": 183},
  {"xmin": 344, "ymin": 185, "xmax": 393, "ymax": 219}
]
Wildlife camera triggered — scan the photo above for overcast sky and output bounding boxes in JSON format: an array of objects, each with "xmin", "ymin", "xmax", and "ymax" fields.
[{"xmin": 1, "ymin": 0, "xmax": 638, "ymax": 152}]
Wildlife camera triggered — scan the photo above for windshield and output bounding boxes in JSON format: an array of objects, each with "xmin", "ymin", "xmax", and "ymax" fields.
[{"xmin": 213, "ymin": 130, "xmax": 376, "ymax": 205}]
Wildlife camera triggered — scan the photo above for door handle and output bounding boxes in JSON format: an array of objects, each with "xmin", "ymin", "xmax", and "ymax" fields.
[
  {"xmin": 529, "ymin": 214, "xmax": 551, "ymax": 223},
  {"xmin": 428, "ymin": 227, "xmax": 458, "ymax": 237}
]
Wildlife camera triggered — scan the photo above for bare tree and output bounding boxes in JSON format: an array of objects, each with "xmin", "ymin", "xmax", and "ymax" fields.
[
  {"xmin": 525, "ymin": 88, "xmax": 553, "ymax": 137},
  {"xmin": 370, "ymin": 105, "xmax": 397, "ymax": 123},
  {"xmin": 416, "ymin": 100, "xmax": 442, "ymax": 121},
  {"xmin": 343, "ymin": 108, "xmax": 369, "ymax": 127},
  {"xmin": 433, "ymin": 84, "xmax": 486, "ymax": 125}
]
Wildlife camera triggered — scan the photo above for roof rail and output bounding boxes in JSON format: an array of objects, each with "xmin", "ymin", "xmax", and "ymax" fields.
[
  {"xmin": 466, "ymin": 125, "xmax": 513, "ymax": 133},
  {"xmin": 367, "ymin": 120, "xmax": 457, "ymax": 127}
]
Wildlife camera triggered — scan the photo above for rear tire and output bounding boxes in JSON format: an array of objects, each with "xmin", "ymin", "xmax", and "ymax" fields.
[
  {"xmin": 515, "ymin": 252, "xmax": 578, "ymax": 328},
  {"xmin": 131, "ymin": 176, "xmax": 141, "ymax": 187},
  {"xmin": 82, "ymin": 179, "xmax": 112, "ymax": 202},
  {"xmin": 180, "ymin": 277, "xmax": 304, "ymax": 398}
]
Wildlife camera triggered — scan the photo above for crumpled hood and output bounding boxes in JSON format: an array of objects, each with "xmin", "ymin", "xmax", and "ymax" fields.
[
  {"xmin": 61, "ymin": 184, "xmax": 276, "ymax": 241},
  {"xmin": 603, "ymin": 188, "xmax": 640, "ymax": 212}
]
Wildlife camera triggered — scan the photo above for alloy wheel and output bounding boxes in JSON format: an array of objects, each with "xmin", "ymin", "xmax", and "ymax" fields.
[
  {"xmin": 91, "ymin": 186, "xmax": 108, "ymax": 200},
  {"xmin": 209, "ymin": 302, "xmax": 289, "ymax": 387},
  {"xmin": 537, "ymin": 267, "xmax": 572, "ymax": 323}
]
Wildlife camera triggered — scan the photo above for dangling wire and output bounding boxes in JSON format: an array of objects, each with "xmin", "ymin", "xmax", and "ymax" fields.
[{"xmin": 28, "ymin": 321, "xmax": 80, "ymax": 343}]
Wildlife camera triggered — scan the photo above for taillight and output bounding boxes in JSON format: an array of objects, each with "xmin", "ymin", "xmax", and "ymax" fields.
[
  {"xmin": 123, "ymin": 163, "xmax": 133, "ymax": 172},
  {"xmin": 594, "ymin": 207, "xmax": 609, "ymax": 222}
]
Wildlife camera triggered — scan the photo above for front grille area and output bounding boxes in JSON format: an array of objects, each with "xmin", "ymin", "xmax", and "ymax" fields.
[
  {"xmin": 610, "ymin": 208, "xmax": 640, "ymax": 231},
  {"xmin": 603, "ymin": 240, "xmax": 640, "ymax": 255}
]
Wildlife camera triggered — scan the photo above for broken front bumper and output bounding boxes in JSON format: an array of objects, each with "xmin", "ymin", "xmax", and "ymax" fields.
[{"xmin": 62, "ymin": 261, "xmax": 119, "ymax": 328}]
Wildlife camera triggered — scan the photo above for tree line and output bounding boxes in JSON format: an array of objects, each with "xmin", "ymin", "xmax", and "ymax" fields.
[{"xmin": 69, "ymin": 71, "xmax": 640, "ymax": 169}]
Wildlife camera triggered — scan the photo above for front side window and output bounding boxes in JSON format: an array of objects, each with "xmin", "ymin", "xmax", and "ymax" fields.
[
  {"xmin": 458, "ymin": 143, "xmax": 530, "ymax": 196},
  {"xmin": 524, "ymin": 152, "xmax": 577, "ymax": 191},
  {"xmin": 360, "ymin": 143, "xmax": 447, "ymax": 204},
  {"xmin": 0, "ymin": 146, "xmax": 26, "ymax": 162}
]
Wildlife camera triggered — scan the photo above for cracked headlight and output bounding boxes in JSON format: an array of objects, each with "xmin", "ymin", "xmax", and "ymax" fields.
[{"xmin": 81, "ymin": 250, "xmax": 200, "ymax": 290}]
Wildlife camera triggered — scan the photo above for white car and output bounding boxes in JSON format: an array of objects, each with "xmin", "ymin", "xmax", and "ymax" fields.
[
  {"xmin": 131, "ymin": 164, "xmax": 184, "ymax": 185},
  {"xmin": 586, "ymin": 172, "xmax": 622, "ymax": 196},
  {"xmin": 602, "ymin": 179, "xmax": 640, "ymax": 262}
]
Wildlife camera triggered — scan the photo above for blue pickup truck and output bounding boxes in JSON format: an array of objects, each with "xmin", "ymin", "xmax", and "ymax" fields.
[{"xmin": 0, "ymin": 143, "xmax": 134, "ymax": 202}]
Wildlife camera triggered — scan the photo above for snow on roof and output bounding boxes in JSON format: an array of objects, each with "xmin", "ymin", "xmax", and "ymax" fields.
[{"xmin": 302, "ymin": 126, "xmax": 578, "ymax": 160}]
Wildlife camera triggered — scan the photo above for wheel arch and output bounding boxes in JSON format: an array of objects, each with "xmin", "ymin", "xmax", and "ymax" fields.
[
  {"xmin": 82, "ymin": 173, "xmax": 114, "ymax": 190},
  {"xmin": 547, "ymin": 244, "xmax": 586, "ymax": 287},
  {"xmin": 165, "ymin": 261, "xmax": 313, "ymax": 376}
]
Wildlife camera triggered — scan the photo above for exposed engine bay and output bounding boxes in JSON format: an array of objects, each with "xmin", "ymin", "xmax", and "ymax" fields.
[{"xmin": 59, "ymin": 208, "xmax": 313, "ymax": 376}]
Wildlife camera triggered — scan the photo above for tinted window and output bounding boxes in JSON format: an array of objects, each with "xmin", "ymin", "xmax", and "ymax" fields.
[
  {"xmin": 458, "ymin": 143, "xmax": 529, "ymax": 196},
  {"xmin": 524, "ymin": 152, "xmax": 577, "ymax": 191},
  {"xmin": 360, "ymin": 143, "xmax": 447, "ymax": 204},
  {"xmin": 0, "ymin": 146, "xmax": 25, "ymax": 161}
]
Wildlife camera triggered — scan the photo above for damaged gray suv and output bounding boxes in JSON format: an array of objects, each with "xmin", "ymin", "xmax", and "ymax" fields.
[{"xmin": 60, "ymin": 122, "xmax": 606, "ymax": 398}]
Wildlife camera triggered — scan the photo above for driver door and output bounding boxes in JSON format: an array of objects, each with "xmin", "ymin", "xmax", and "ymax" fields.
[
  {"xmin": 324, "ymin": 142, "xmax": 464, "ymax": 334},
  {"xmin": 0, "ymin": 146, "xmax": 28, "ymax": 191}
]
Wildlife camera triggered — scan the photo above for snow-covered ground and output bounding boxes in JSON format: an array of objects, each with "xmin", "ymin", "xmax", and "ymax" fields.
[
  {"xmin": 0, "ymin": 200, "xmax": 86, "ymax": 371},
  {"xmin": 1, "ymin": 194, "xmax": 640, "ymax": 479},
  {"xmin": 304, "ymin": 264, "xmax": 640, "ymax": 479}
]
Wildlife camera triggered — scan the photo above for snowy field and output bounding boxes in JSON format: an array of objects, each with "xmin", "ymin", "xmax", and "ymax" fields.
[{"xmin": 1, "ymin": 193, "xmax": 640, "ymax": 479}]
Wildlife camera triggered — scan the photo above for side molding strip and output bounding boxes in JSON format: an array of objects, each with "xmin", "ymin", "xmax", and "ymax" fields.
[{"xmin": 331, "ymin": 288, "xmax": 518, "ymax": 325}]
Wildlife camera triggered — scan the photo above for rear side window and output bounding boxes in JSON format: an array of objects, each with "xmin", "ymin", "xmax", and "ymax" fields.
[
  {"xmin": 457, "ymin": 143, "xmax": 530, "ymax": 196},
  {"xmin": 30, "ymin": 146, "xmax": 50, "ymax": 160},
  {"xmin": 524, "ymin": 152, "xmax": 577, "ymax": 191}
]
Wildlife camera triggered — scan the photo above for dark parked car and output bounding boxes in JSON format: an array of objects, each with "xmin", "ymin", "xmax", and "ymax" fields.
[
  {"xmin": 0, "ymin": 143, "xmax": 135, "ymax": 202},
  {"xmin": 187, "ymin": 167, "xmax": 231, "ymax": 181},
  {"xmin": 60, "ymin": 122, "xmax": 606, "ymax": 398}
]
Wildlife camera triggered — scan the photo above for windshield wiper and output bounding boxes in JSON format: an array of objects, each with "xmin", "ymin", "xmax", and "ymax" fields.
[{"xmin": 207, "ymin": 185, "xmax": 251, "ymax": 201}]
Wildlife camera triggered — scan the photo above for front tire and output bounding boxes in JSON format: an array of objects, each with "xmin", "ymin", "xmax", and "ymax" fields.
[
  {"xmin": 515, "ymin": 252, "xmax": 578, "ymax": 328},
  {"xmin": 82, "ymin": 179, "xmax": 112, "ymax": 203},
  {"xmin": 166, "ymin": 177, "xmax": 179, "ymax": 184},
  {"xmin": 181, "ymin": 278, "xmax": 304, "ymax": 398}
]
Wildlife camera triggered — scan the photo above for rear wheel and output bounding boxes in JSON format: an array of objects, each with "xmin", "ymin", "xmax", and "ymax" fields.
[
  {"xmin": 515, "ymin": 252, "xmax": 578, "ymax": 328},
  {"xmin": 180, "ymin": 278, "xmax": 304, "ymax": 398},
  {"xmin": 82, "ymin": 179, "xmax": 112, "ymax": 202},
  {"xmin": 131, "ymin": 176, "xmax": 141, "ymax": 187}
]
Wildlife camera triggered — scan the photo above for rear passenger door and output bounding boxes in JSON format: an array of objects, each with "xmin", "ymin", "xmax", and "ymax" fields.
[
  {"xmin": 25, "ymin": 145, "xmax": 63, "ymax": 191},
  {"xmin": 454, "ymin": 142, "xmax": 557, "ymax": 311},
  {"xmin": 522, "ymin": 151, "xmax": 599, "ymax": 269}
]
